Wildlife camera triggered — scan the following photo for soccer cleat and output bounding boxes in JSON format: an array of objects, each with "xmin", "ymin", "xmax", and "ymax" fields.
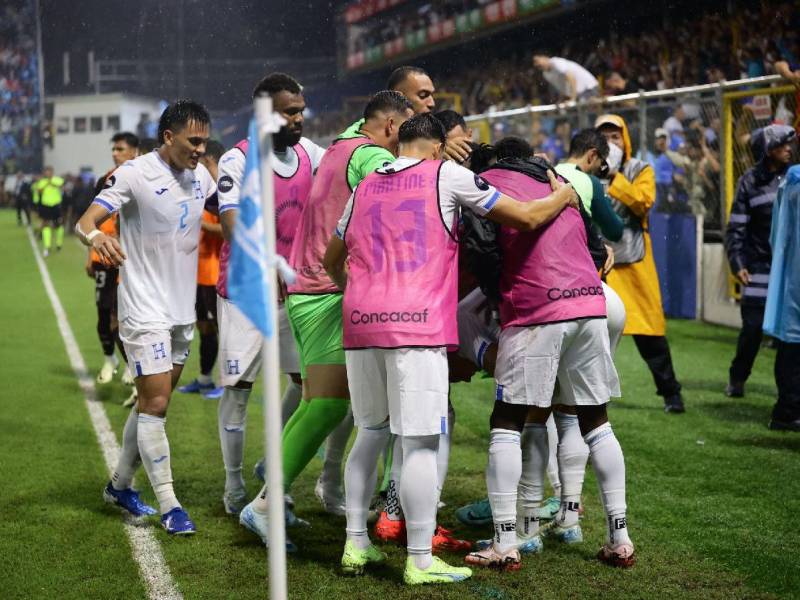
[
  {"xmin": 404, "ymin": 556, "xmax": 472, "ymax": 585},
  {"xmin": 285, "ymin": 503, "xmax": 310, "ymax": 528},
  {"xmin": 374, "ymin": 511, "xmax": 407, "ymax": 545},
  {"xmin": 664, "ymin": 394, "xmax": 685, "ymax": 414},
  {"xmin": 96, "ymin": 360, "xmax": 117, "ymax": 384},
  {"xmin": 254, "ymin": 459, "xmax": 265, "ymax": 483},
  {"xmin": 223, "ymin": 488, "xmax": 248, "ymax": 515},
  {"xmin": 432, "ymin": 525, "xmax": 472, "ymax": 552},
  {"xmin": 455, "ymin": 497, "xmax": 493, "ymax": 527},
  {"xmin": 177, "ymin": 379, "xmax": 215, "ymax": 394},
  {"xmin": 768, "ymin": 417, "xmax": 800, "ymax": 432},
  {"xmin": 161, "ymin": 507, "xmax": 196, "ymax": 535},
  {"xmin": 203, "ymin": 386, "xmax": 224, "ymax": 400},
  {"xmin": 465, "ymin": 545, "xmax": 522, "ymax": 572},
  {"xmin": 315, "ymin": 477, "xmax": 346, "ymax": 516},
  {"xmin": 475, "ymin": 534, "xmax": 543, "ymax": 555},
  {"xmin": 724, "ymin": 381, "xmax": 744, "ymax": 398},
  {"xmin": 597, "ymin": 541, "xmax": 636, "ymax": 568},
  {"xmin": 120, "ymin": 366, "xmax": 135, "ymax": 386},
  {"xmin": 103, "ymin": 482, "xmax": 157, "ymax": 517},
  {"xmin": 340, "ymin": 540, "xmax": 387, "ymax": 575},
  {"xmin": 239, "ymin": 502, "xmax": 297, "ymax": 552},
  {"xmin": 122, "ymin": 388, "xmax": 138, "ymax": 408},
  {"xmin": 540, "ymin": 521, "xmax": 583, "ymax": 544},
  {"xmin": 540, "ymin": 496, "xmax": 561, "ymax": 520}
]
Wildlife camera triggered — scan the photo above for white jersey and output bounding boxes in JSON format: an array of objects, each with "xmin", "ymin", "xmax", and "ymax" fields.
[
  {"xmin": 94, "ymin": 151, "xmax": 217, "ymax": 327},
  {"xmin": 543, "ymin": 57, "xmax": 599, "ymax": 97},
  {"xmin": 217, "ymin": 137, "xmax": 325, "ymax": 212}
]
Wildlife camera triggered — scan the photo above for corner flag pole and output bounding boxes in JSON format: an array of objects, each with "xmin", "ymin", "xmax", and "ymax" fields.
[{"xmin": 254, "ymin": 95, "xmax": 288, "ymax": 600}]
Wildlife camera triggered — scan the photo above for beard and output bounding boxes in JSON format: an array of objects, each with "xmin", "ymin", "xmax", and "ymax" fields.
[{"xmin": 274, "ymin": 126, "xmax": 302, "ymax": 149}]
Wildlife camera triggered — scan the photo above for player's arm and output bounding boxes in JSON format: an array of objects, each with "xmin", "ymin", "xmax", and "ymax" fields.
[
  {"xmin": 323, "ymin": 236, "xmax": 349, "ymax": 290},
  {"xmin": 724, "ymin": 177, "xmax": 751, "ymax": 284},
  {"xmin": 775, "ymin": 61, "xmax": 800, "ymax": 86},
  {"xmin": 201, "ymin": 219, "xmax": 223, "ymax": 236},
  {"xmin": 217, "ymin": 149, "xmax": 246, "ymax": 241},
  {"xmin": 76, "ymin": 203, "xmax": 126, "ymax": 266},
  {"xmin": 487, "ymin": 183, "xmax": 578, "ymax": 231}
]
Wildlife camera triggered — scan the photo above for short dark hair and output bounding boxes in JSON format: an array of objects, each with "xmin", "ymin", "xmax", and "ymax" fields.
[
  {"xmin": 111, "ymin": 131, "xmax": 139, "ymax": 148},
  {"xmin": 495, "ymin": 137, "xmax": 533, "ymax": 161},
  {"xmin": 434, "ymin": 109, "xmax": 467, "ymax": 134},
  {"xmin": 569, "ymin": 128, "xmax": 609, "ymax": 160},
  {"xmin": 157, "ymin": 99, "xmax": 211, "ymax": 144},
  {"xmin": 204, "ymin": 139, "xmax": 226, "ymax": 162},
  {"xmin": 398, "ymin": 113, "xmax": 446, "ymax": 145},
  {"xmin": 252, "ymin": 72, "xmax": 302, "ymax": 99},
  {"xmin": 387, "ymin": 66, "xmax": 428, "ymax": 90},
  {"xmin": 363, "ymin": 90, "xmax": 413, "ymax": 120},
  {"xmin": 139, "ymin": 138, "xmax": 159, "ymax": 153}
]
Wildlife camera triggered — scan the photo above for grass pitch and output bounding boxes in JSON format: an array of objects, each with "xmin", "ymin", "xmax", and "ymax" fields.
[{"xmin": 1, "ymin": 210, "xmax": 798, "ymax": 599}]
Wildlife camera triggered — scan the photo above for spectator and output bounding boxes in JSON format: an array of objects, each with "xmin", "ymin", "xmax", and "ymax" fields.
[
  {"xmin": 532, "ymin": 52, "xmax": 600, "ymax": 103},
  {"xmin": 603, "ymin": 70, "xmax": 639, "ymax": 95},
  {"xmin": 652, "ymin": 128, "xmax": 677, "ymax": 210}
]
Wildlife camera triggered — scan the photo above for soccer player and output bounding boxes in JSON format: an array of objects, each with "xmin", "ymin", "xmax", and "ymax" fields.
[
  {"xmin": 597, "ymin": 113, "xmax": 685, "ymax": 413},
  {"xmin": 387, "ymin": 65, "xmax": 436, "ymax": 114},
  {"xmin": 178, "ymin": 139, "xmax": 226, "ymax": 398},
  {"xmin": 724, "ymin": 125, "xmax": 795, "ymax": 398},
  {"xmin": 464, "ymin": 142, "xmax": 634, "ymax": 572},
  {"xmin": 89, "ymin": 132, "xmax": 139, "ymax": 388},
  {"xmin": 32, "ymin": 166, "xmax": 65, "ymax": 257},
  {"xmin": 237, "ymin": 90, "xmax": 414, "ymax": 549},
  {"xmin": 214, "ymin": 73, "xmax": 325, "ymax": 518},
  {"xmin": 76, "ymin": 100, "xmax": 217, "ymax": 535},
  {"xmin": 326, "ymin": 113, "xmax": 579, "ymax": 583}
]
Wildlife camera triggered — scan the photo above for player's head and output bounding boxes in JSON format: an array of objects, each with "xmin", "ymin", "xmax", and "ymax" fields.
[
  {"xmin": 532, "ymin": 52, "xmax": 552, "ymax": 71},
  {"xmin": 568, "ymin": 128, "xmax": 610, "ymax": 175},
  {"xmin": 43, "ymin": 166, "xmax": 53, "ymax": 177},
  {"xmin": 110, "ymin": 132, "xmax": 139, "ymax": 167},
  {"xmin": 158, "ymin": 99, "xmax": 211, "ymax": 170},
  {"xmin": 397, "ymin": 113, "xmax": 447, "ymax": 160},
  {"xmin": 388, "ymin": 66, "xmax": 435, "ymax": 114},
  {"xmin": 434, "ymin": 109, "xmax": 472, "ymax": 141},
  {"xmin": 253, "ymin": 72, "xmax": 305, "ymax": 149},
  {"xmin": 494, "ymin": 137, "xmax": 533, "ymax": 161},
  {"xmin": 363, "ymin": 90, "xmax": 414, "ymax": 154},
  {"xmin": 139, "ymin": 138, "xmax": 159, "ymax": 154}
]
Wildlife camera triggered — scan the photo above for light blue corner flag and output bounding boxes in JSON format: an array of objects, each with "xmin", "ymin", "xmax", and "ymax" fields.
[{"xmin": 228, "ymin": 119, "xmax": 273, "ymax": 337}]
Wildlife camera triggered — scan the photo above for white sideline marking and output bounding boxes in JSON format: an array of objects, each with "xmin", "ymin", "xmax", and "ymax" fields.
[{"xmin": 26, "ymin": 228, "xmax": 183, "ymax": 600}]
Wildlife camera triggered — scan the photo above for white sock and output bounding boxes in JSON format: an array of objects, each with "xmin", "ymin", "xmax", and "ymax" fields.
[
  {"xmin": 197, "ymin": 373, "xmax": 212, "ymax": 385},
  {"xmin": 218, "ymin": 387, "xmax": 250, "ymax": 493},
  {"xmin": 345, "ymin": 424, "xmax": 390, "ymax": 550},
  {"xmin": 400, "ymin": 435, "xmax": 439, "ymax": 570},
  {"xmin": 137, "ymin": 414, "xmax": 179, "ymax": 514},
  {"xmin": 545, "ymin": 414, "xmax": 561, "ymax": 497},
  {"xmin": 385, "ymin": 434, "xmax": 404, "ymax": 521},
  {"xmin": 555, "ymin": 411, "xmax": 589, "ymax": 528},
  {"xmin": 111, "ymin": 407, "xmax": 140, "ymax": 490},
  {"xmin": 486, "ymin": 428, "xmax": 521, "ymax": 552},
  {"xmin": 584, "ymin": 422, "xmax": 631, "ymax": 546},
  {"xmin": 320, "ymin": 408, "xmax": 354, "ymax": 493},
  {"xmin": 517, "ymin": 423, "xmax": 547, "ymax": 539},
  {"xmin": 104, "ymin": 353, "xmax": 119, "ymax": 367},
  {"xmin": 280, "ymin": 378, "xmax": 302, "ymax": 426},
  {"xmin": 435, "ymin": 404, "xmax": 455, "ymax": 503}
]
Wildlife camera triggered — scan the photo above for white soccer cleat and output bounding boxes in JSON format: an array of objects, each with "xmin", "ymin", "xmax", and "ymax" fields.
[
  {"xmin": 120, "ymin": 366, "xmax": 135, "ymax": 386},
  {"xmin": 96, "ymin": 360, "xmax": 117, "ymax": 384},
  {"xmin": 314, "ymin": 476, "xmax": 346, "ymax": 516},
  {"xmin": 122, "ymin": 388, "xmax": 138, "ymax": 408}
]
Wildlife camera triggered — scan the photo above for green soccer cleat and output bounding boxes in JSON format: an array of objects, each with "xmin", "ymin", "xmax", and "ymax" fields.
[
  {"xmin": 455, "ymin": 497, "xmax": 492, "ymax": 527},
  {"xmin": 403, "ymin": 556, "xmax": 472, "ymax": 585},
  {"xmin": 539, "ymin": 496, "xmax": 561, "ymax": 520},
  {"xmin": 340, "ymin": 540, "xmax": 387, "ymax": 575}
]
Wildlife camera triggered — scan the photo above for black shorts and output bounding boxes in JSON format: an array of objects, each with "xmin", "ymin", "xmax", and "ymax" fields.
[
  {"xmin": 94, "ymin": 264, "xmax": 119, "ymax": 311},
  {"xmin": 196, "ymin": 284, "xmax": 218, "ymax": 323},
  {"xmin": 38, "ymin": 204, "xmax": 62, "ymax": 222}
]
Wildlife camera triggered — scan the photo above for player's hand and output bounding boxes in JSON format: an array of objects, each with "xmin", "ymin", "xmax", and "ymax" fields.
[
  {"xmin": 92, "ymin": 233, "xmax": 126, "ymax": 267},
  {"xmin": 548, "ymin": 171, "xmax": 579, "ymax": 209},
  {"xmin": 443, "ymin": 138, "xmax": 472, "ymax": 164},
  {"xmin": 85, "ymin": 258, "xmax": 95, "ymax": 278},
  {"xmin": 603, "ymin": 244, "xmax": 615, "ymax": 276},
  {"xmin": 736, "ymin": 268, "xmax": 751, "ymax": 286}
]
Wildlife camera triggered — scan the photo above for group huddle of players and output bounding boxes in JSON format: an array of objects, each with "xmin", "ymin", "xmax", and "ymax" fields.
[{"xmin": 75, "ymin": 65, "xmax": 645, "ymax": 586}]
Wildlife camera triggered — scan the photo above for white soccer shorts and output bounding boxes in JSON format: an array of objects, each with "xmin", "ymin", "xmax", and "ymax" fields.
[
  {"xmin": 494, "ymin": 318, "xmax": 619, "ymax": 407},
  {"xmin": 217, "ymin": 296, "xmax": 300, "ymax": 386},
  {"xmin": 346, "ymin": 347, "xmax": 449, "ymax": 437},
  {"xmin": 119, "ymin": 319, "xmax": 194, "ymax": 377},
  {"xmin": 456, "ymin": 288, "xmax": 501, "ymax": 367}
]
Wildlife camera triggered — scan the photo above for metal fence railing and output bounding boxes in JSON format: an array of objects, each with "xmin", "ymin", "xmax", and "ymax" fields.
[{"xmin": 464, "ymin": 75, "xmax": 795, "ymax": 241}]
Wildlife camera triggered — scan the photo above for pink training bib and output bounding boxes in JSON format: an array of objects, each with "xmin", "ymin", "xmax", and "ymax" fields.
[
  {"xmin": 288, "ymin": 136, "xmax": 374, "ymax": 295},
  {"xmin": 481, "ymin": 168, "xmax": 606, "ymax": 328},
  {"xmin": 342, "ymin": 160, "xmax": 459, "ymax": 349},
  {"xmin": 217, "ymin": 139, "xmax": 313, "ymax": 298}
]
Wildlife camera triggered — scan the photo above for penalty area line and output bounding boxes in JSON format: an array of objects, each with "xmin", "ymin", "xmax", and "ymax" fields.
[{"xmin": 25, "ymin": 227, "xmax": 183, "ymax": 600}]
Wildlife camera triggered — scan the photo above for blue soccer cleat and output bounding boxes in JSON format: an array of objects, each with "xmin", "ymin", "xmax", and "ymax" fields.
[
  {"xmin": 177, "ymin": 379, "xmax": 215, "ymax": 394},
  {"xmin": 455, "ymin": 498, "xmax": 492, "ymax": 527},
  {"xmin": 541, "ymin": 521, "xmax": 583, "ymax": 544},
  {"xmin": 103, "ymin": 482, "xmax": 157, "ymax": 517},
  {"xmin": 475, "ymin": 534, "xmax": 543, "ymax": 555},
  {"xmin": 203, "ymin": 386, "xmax": 224, "ymax": 400},
  {"xmin": 161, "ymin": 507, "xmax": 196, "ymax": 535}
]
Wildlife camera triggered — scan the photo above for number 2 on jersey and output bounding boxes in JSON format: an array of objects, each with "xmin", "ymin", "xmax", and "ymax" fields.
[
  {"xmin": 178, "ymin": 201, "xmax": 189, "ymax": 230},
  {"xmin": 367, "ymin": 199, "xmax": 427, "ymax": 273}
]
